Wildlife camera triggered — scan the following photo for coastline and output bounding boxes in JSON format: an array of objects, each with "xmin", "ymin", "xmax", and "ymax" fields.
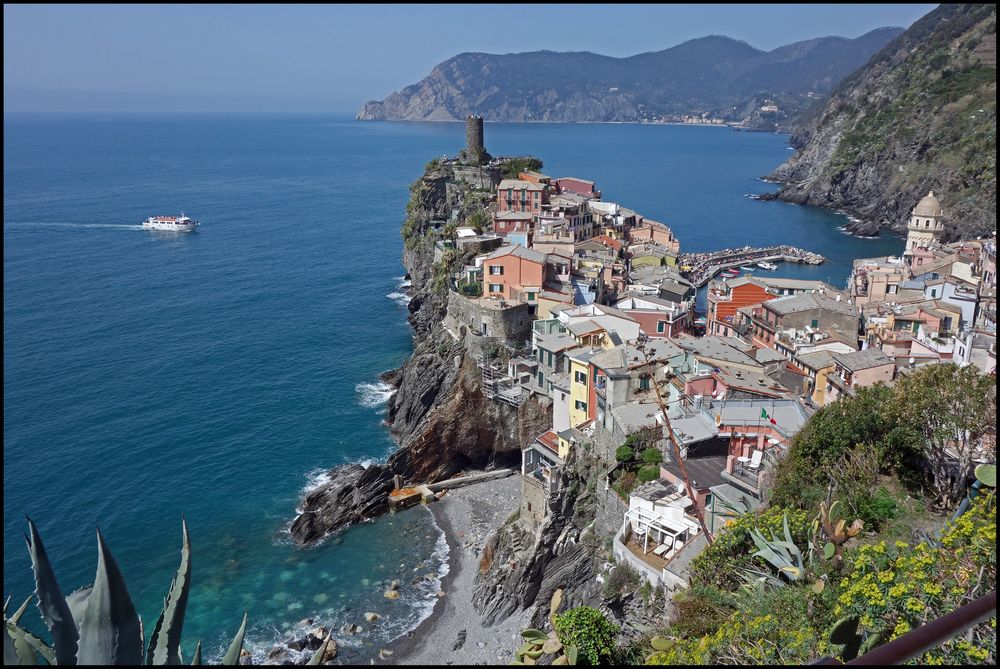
[{"xmin": 381, "ymin": 474, "xmax": 531, "ymax": 665}]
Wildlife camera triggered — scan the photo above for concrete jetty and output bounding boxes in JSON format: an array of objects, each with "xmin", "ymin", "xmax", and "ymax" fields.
[{"xmin": 680, "ymin": 245, "xmax": 825, "ymax": 287}]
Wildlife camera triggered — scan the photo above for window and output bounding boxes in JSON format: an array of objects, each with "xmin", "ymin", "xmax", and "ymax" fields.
[
  {"xmin": 930, "ymin": 289, "xmax": 937, "ymax": 298},
  {"xmin": 538, "ymin": 349, "xmax": 544, "ymax": 363},
  {"xmin": 537, "ymin": 371, "xmax": 544, "ymax": 388},
  {"xmin": 657, "ymin": 321, "xmax": 666, "ymax": 333},
  {"xmin": 888, "ymin": 285, "xmax": 898, "ymax": 294},
  {"xmin": 547, "ymin": 351, "xmax": 553, "ymax": 367},
  {"xmin": 574, "ymin": 370, "xmax": 587, "ymax": 384},
  {"xmin": 811, "ymin": 319, "xmax": 819, "ymax": 328},
  {"xmin": 574, "ymin": 400, "xmax": 587, "ymax": 412},
  {"xmin": 527, "ymin": 291, "xmax": 536, "ymax": 302},
  {"xmin": 489, "ymin": 265, "xmax": 504, "ymax": 275},
  {"xmin": 639, "ymin": 376, "xmax": 651, "ymax": 391},
  {"xmin": 489, "ymin": 283, "xmax": 503, "ymax": 293}
]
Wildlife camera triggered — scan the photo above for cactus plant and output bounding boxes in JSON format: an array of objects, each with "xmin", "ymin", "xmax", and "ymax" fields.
[
  {"xmin": 815, "ymin": 501, "xmax": 864, "ymax": 570},
  {"xmin": 4, "ymin": 517, "xmax": 249, "ymax": 665},
  {"xmin": 512, "ymin": 589, "xmax": 577, "ymax": 665}
]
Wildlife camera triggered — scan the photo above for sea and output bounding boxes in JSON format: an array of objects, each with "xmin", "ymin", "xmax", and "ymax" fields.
[{"xmin": 3, "ymin": 114, "xmax": 902, "ymax": 662}]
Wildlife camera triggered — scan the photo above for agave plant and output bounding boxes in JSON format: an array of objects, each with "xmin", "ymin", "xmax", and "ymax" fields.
[
  {"xmin": 3, "ymin": 517, "xmax": 281, "ymax": 666},
  {"xmin": 747, "ymin": 513, "xmax": 806, "ymax": 583},
  {"xmin": 512, "ymin": 589, "xmax": 578, "ymax": 666}
]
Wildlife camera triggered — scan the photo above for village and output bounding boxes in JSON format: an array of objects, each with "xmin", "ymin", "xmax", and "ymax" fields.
[{"xmin": 404, "ymin": 116, "xmax": 997, "ymax": 595}]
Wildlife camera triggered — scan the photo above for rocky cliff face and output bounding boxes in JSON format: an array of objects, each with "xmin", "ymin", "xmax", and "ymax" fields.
[
  {"xmin": 357, "ymin": 30, "xmax": 902, "ymax": 129},
  {"xmin": 290, "ymin": 160, "xmax": 550, "ymax": 547},
  {"xmin": 766, "ymin": 4, "xmax": 996, "ymax": 240}
]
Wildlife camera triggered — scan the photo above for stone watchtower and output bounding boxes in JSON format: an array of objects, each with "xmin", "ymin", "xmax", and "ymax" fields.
[
  {"xmin": 466, "ymin": 114, "xmax": 484, "ymax": 157},
  {"xmin": 904, "ymin": 190, "xmax": 945, "ymax": 254}
]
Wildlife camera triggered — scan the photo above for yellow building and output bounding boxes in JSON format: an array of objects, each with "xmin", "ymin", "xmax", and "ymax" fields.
[{"xmin": 566, "ymin": 347, "xmax": 599, "ymax": 427}]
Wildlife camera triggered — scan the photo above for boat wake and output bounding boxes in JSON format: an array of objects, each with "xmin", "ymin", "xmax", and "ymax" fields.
[{"xmin": 6, "ymin": 222, "xmax": 146, "ymax": 230}]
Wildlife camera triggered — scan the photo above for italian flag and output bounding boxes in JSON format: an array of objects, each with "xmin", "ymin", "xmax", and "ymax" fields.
[{"xmin": 760, "ymin": 408, "xmax": 777, "ymax": 425}]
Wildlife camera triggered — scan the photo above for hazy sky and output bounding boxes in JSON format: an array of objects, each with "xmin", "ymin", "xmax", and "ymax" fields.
[{"xmin": 4, "ymin": 3, "xmax": 938, "ymax": 113}]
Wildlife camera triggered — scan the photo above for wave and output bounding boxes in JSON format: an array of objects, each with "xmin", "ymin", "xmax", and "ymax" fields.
[
  {"xmin": 395, "ymin": 276, "xmax": 412, "ymax": 289},
  {"xmin": 355, "ymin": 380, "xmax": 396, "ymax": 410},
  {"xmin": 387, "ymin": 291, "xmax": 411, "ymax": 306}
]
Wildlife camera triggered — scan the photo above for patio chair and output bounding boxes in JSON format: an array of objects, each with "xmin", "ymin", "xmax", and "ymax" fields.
[{"xmin": 746, "ymin": 449, "xmax": 764, "ymax": 471}]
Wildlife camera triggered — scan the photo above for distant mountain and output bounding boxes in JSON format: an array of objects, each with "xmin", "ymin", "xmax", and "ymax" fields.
[
  {"xmin": 356, "ymin": 29, "xmax": 903, "ymax": 130},
  {"xmin": 766, "ymin": 4, "xmax": 996, "ymax": 240}
]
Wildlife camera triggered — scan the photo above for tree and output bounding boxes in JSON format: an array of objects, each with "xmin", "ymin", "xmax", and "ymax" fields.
[
  {"xmin": 893, "ymin": 363, "xmax": 996, "ymax": 509},
  {"xmin": 465, "ymin": 209, "xmax": 490, "ymax": 234}
]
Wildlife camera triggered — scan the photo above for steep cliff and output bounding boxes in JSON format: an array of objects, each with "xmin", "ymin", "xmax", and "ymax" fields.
[
  {"xmin": 357, "ymin": 30, "xmax": 901, "ymax": 129},
  {"xmin": 290, "ymin": 159, "xmax": 550, "ymax": 546},
  {"xmin": 766, "ymin": 4, "xmax": 996, "ymax": 240}
]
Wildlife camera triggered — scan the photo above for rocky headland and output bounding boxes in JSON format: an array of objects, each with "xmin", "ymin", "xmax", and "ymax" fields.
[
  {"xmin": 763, "ymin": 4, "xmax": 996, "ymax": 240},
  {"xmin": 356, "ymin": 30, "xmax": 902, "ymax": 130}
]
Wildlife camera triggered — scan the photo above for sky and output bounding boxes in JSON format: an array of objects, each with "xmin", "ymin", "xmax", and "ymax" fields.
[{"xmin": 4, "ymin": 3, "xmax": 939, "ymax": 113}]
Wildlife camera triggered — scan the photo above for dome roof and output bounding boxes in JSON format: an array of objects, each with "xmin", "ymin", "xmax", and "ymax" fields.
[{"xmin": 913, "ymin": 191, "xmax": 943, "ymax": 217}]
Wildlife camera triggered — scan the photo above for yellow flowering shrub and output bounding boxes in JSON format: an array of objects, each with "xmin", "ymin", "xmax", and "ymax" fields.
[
  {"xmin": 645, "ymin": 609, "xmax": 831, "ymax": 665},
  {"xmin": 833, "ymin": 492, "xmax": 996, "ymax": 664}
]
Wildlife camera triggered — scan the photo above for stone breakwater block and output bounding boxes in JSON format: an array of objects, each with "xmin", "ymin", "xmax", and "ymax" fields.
[
  {"xmin": 384, "ymin": 589, "xmax": 401, "ymax": 600},
  {"xmin": 388, "ymin": 487, "xmax": 422, "ymax": 511},
  {"xmin": 418, "ymin": 485, "xmax": 436, "ymax": 504}
]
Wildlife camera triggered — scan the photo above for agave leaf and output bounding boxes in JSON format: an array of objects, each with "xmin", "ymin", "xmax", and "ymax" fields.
[
  {"xmin": 749, "ymin": 529, "xmax": 791, "ymax": 571},
  {"xmin": 520, "ymin": 629, "xmax": 548, "ymax": 644},
  {"xmin": 3, "ymin": 595, "xmax": 11, "ymax": 616},
  {"xmin": 541, "ymin": 638, "xmax": 562, "ymax": 654},
  {"xmin": 779, "ymin": 566, "xmax": 804, "ymax": 581},
  {"xmin": 11, "ymin": 631, "xmax": 37, "ymax": 665},
  {"xmin": 26, "ymin": 517, "xmax": 81, "ymax": 665},
  {"xmin": 148, "ymin": 519, "xmax": 192, "ymax": 665},
  {"xmin": 835, "ymin": 519, "xmax": 846, "ymax": 538},
  {"xmin": 6, "ymin": 621, "xmax": 56, "ymax": 665},
  {"xmin": 846, "ymin": 519, "xmax": 864, "ymax": 538},
  {"xmin": 190, "ymin": 641, "xmax": 202, "ymax": 666},
  {"xmin": 552, "ymin": 655, "xmax": 569, "ymax": 665},
  {"xmin": 221, "ymin": 612, "xmax": 247, "ymax": 665},
  {"xmin": 4, "ymin": 626, "xmax": 21, "ymax": 666},
  {"xmin": 650, "ymin": 636, "xmax": 674, "ymax": 651},
  {"xmin": 76, "ymin": 528, "xmax": 144, "ymax": 665},
  {"xmin": 9, "ymin": 596, "xmax": 32, "ymax": 625},
  {"xmin": 63, "ymin": 585, "xmax": 93, "ymax": 633},
  {"xmin": 306, "ymin": 630, "xmax": 332, "ymax": 665}
]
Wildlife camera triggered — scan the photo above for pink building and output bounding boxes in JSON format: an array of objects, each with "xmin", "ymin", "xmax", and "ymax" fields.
[
  {"xmin": 497, "ymin": 179, "xmax": 547, "ymax": 215},
  {"xmin": 554, "ymin": 177, "xmax": 601, "ymax": 200},
  {"xmin": 824, "ymin": 348, "xmax": 895, "ymax": 404},
  {"xmin": 481, "ymin": 245, "xmax": 548, "ymax": 304},
  {"xmin": 626, "ymin": 221, "xmax": 680, "ymax": 253}
]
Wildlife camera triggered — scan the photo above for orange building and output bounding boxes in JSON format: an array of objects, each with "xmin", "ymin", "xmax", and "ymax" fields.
[
  {"xmin": 707, "ymin": 277, "xmax": 774, "ymax": 337},
  {"xmin": 481, "ymin": 245, "xmax": 547, "ymax": 304}
]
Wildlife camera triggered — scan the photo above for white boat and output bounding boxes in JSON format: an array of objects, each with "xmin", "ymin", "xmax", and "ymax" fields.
[
  {"xmin": 143, "ymin": 214, "xmax": 199, "ymax": 232},
  {"xmin": 757, "ymin": 261, "xmax": 777, "ymax": 270},
  {"xmin": 739, "ymin": 266, "xmax": 756, "ymax": 272}
]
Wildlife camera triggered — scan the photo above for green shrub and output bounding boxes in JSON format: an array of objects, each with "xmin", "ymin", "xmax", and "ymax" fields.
[
  {"xmin": 615, "ymin": 446, "xmax": 635, "ymax": 462},
  {"xmin": 854, "ymin": 486, "xmax": 899, "ymax": 528},
  {"xmin": 613, "ymin": 470, "xmax": 638, "ymax": 499},
  {"xmin": 690, "ymin": 506, "xmax": 811, "ymax": 591},
  {"xmin": 553, "ymin": 606, "xmax": 620, "ymax": 665},
  {"xmin": 832, "ymin": 492, "xmax": 996, "ymax": 664},
  {"xmin": 640, "ymin": 447, "xmax": 662, "ymax": 465},
  {"xmin": 602, "ymin": 563, "xmax": 641, "ymax": 599},
  {"xmin": 637, "ymin": 465, "xmax": 660, "ymax": 484}
]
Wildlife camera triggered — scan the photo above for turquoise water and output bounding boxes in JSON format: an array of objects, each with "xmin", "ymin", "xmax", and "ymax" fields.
[{"xmin": 3, "ymin": 115, "xmax": 902, "ymax": 661}]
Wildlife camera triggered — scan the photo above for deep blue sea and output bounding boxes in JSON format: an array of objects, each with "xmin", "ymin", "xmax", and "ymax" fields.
[{"xmin": 3, "ymin": 114, "xmax": 902, "ymax": 662}]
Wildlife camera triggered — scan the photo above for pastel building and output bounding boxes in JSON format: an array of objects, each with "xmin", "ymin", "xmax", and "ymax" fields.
[{"xmin": 481, "ymin": 245, "xmax": 547, "ymax": 304}]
